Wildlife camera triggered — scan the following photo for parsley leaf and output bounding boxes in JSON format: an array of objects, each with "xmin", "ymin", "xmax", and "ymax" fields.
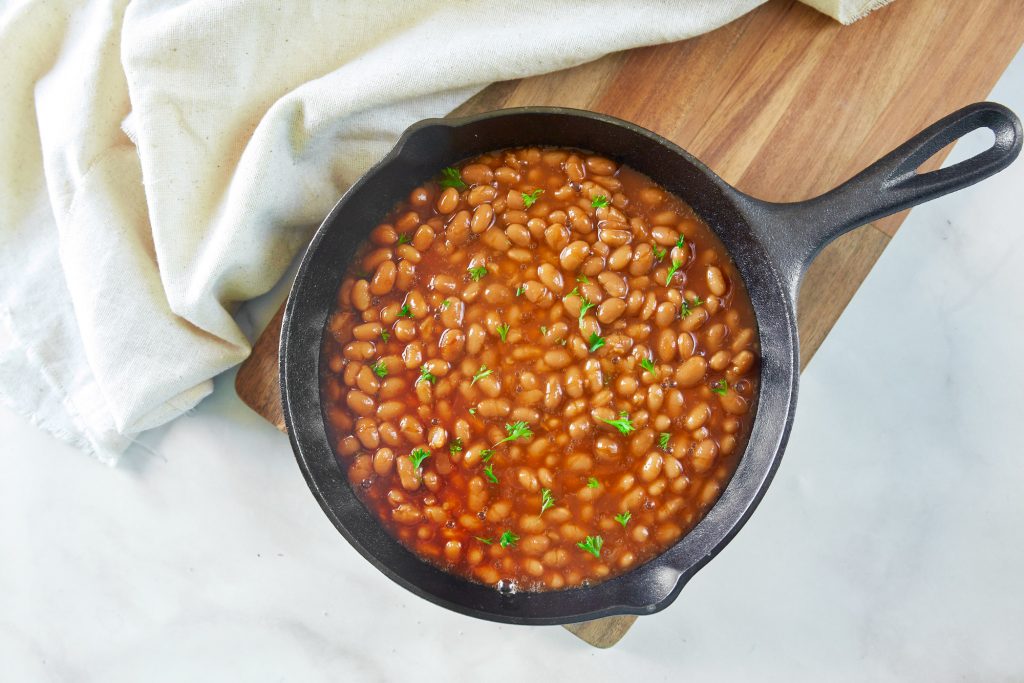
[
  {"xmin": 665, "ymin": 259, "xmax": 683, "ymax": 286},
  {"xmin": 587, "ymin": 332, "xmax": 606, "ymax": 353},
  {"xmin": 475, "ymin": 536, "xmax": 493, "ymax": 545},
  {"xmin": 577, "ymin": 535, "xmax": 603, "ymax": 558},
  {"xmin": 602, "ymin": 412, "xmax": 636, "ymax": 436},
  {"xmin": 496, "ymin": 323, "xmax": 511, "ymax": 342},
  {"xmin": 652, "ymin": 245, "xmax": 667, "ymax": 262},
  {"xmin": 468, "ymin": 266, "xmax": 489, "ymax": 281},
  {"xmin": 658, "ymin": 432, "xmax": 671, "ymax": 450},
  {"xmin": 521, "ymin": 189, "xmax": 543, "ymax": 208},
  {"xmin": 591, "ymin": 194, "xmax": 610, "ymax": 209},
  {"xmin": 483, "ymin": 463, "xmax": 498, "ymax": 483},
  {"xmin": 379, "ymin": 329, "xmax": 390, "ymax": 342},
  {"xmin": 480, "ymin": 448, "xmax": 495, "ymax": 462},
  {"xmin": 409, "ymin": 448, "xmax": 431, "ymax": 469},
  {"xmin": 576, "ymin": 274, "xmax": 589, "ymax": 284},
  {"xmin": 539, "ymin": 325, "xmax": 548, "ymax": 336},
  {"xmin": 397, "ymin": 304, "xmax": 414, "ymax": 319},
  {"xmin": 397, "ymin": 233, "xmax": 412, "ymax": 245},
  {"xmin": 499, "ymin": 530, "xmax": 520, "ymax": 548},
  {"xmin": 540, "ymin": 488, "xmax": 555, "ymax": 515},
  {"xmin": 640, "ymin": 357, "xmax": 656, "ymax": 375},
  {"xmin": 676, "ymin": 234, "xmax": 686, "ymax": 248},
  {"xmin": 680, "ymin": 300, "xmax": 692, "ymax": 318},
  {"xmin": 515, "ymin": 284, "xmax": 526, "ymax": 297},
  {"xmin": 419, "ymin": 364, "xmax": 437, "ymax": 384},
  {"xmin": 614, "ymin": 511, "xmax": 632, "ymax": 528},
  {"xmin": 370, "ymin": 360, "xmax": 388, "ymax": 378},
  {"xmin": 496, "ymin": 421, "xmax": 533, "ymax": 445},
  {"xmin": 439, "ymin": 299, "xmax": 451, "ymax": 310},
  {"xmin": 587, "ymin": 477, "xmax": 600, "ymax": 489},
  {"xmin": 471, "ymin": 365, "xmax": 493, "ymax": 385},
  {"xmin": 691, "ymin": 295, "xmax": 704, "ymax": 307},
  {"xmin": 449, "ymin": 437, "xmax": 463, "ymax": 454},
  {"xmin": 578, "ymin": 296, "xmax": 596, "ymax": 320},
  {"xmin": 440, "ymin": 166, "xmax": 467, "ymax": 189},
  {"xmin": 711, "ymin": 379, "xmax": 729, "ymax": 396}
]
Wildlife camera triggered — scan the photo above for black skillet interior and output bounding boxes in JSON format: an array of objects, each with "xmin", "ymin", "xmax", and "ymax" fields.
[{"xmin": 281, "ymin": 104, "xmax": 1021, "ymax": 625}]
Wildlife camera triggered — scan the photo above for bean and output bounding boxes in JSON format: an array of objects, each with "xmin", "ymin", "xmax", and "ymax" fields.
[
  {"xmin": 607, "ymin": 245, "xmax": 632, "ymax": 270},
  {"xmin": 585, "ymin": 156, "xmax": 617, "ymax": 175},
  {"xmin": 398, "ymin": 415, "xmax": 425, "ymax": 444},
  {"xmin": 719, "ymin": 391, "xmax": 750, "ymax": 415},
  {"xmin": 481, "ymin": 227, "xmax": 512, "ymax": 252},
  {"xmin": 597, "ymin": 271, "xmax": 627, "ymax": 298},
  {"xmin": 640, "ymin": 452, "xmax": 664, "ymax": 482},
  {"xmin": 692, "ymin": 438, "xmax": 718, "ymax": 472},
  {"xmin": 427, "ymin": 425, "xmax": 447, "ymax": 450},
  {"xmin": 477, "ymin": 398, "xmax": 511, "ymax": 418},
  {"xmin": 536, "ymin": 263, "xmax": 564, "ymax": 294},
  {"xmin": 517, "ymin": 467, "xmax": 540, "ymax": 491},
  {"xmin": 566, "ymin": 453, "xmax": 593, "ymax": 472},
  {"xmin": 461, "ymin": 163, "xmax": 493, "ymax": 185},
  {"xmin": 352, "ymin": 322, "xmax": 382, "ymax": 341},
  {"xmin": 675, "ymin": 356, "xmax": 707, "ymax": 387},
  {"xmin": 654, "ymin": 301, "xmax": 676, "ymax": 328},
  {"xmin": 597, "ymin": 297, "xmax": 626, "ymax": 324},
  {"xmin": 468, "ymin": 184, "xmax": 497, "ymax": 206},
  {"xmin": 506, "ymin": 222, "xmax": 532, "ymax": 246},
  {"xmin": 656, "ymin": 523, "xmax": 682, "ymax": 544},
  {"xmin": 685, "ymin": 403, "xmax": 711, "ymax": 431},
  {"xmin": 543, "ymin": 376, "xmax": 564, "ymax": 410},
  {"xmin": 401, "ymin": 342, "xmax": 423, "ymax": 369},
  {"xmin": 544, "ymin": 224, "xmax": 570, "ymax": 250},
  {"xmin": 706, "ymin": 265, "xmax": 728, "ymax": 296},
  {"xmin": 544, "ymin": 348, "xmax": 572, "ymax": 370},
  {"xmin": 445, "ymin": 210, "xmax": 471, "ymax": 246},
  {"xmin": 730, "ymin": 350, "xmax": 755, "ymax": 376},
  {"xmin": 679, "ymin": 307, "xmax": 709, "ymax": 332},
  {"xmin": 559, "ymin": 241, "xmax": 590, "ymax": 270},
  {"xmin": 651, "ymin": 226, "xmax": 679, "ymax": 246},
  {"xmin": 346, "ymin": 390, "xmax": 374, "ymax": 417},
  {"xmin": 412, "ymin": 224, "xmax": 435, "ymax": 251},
  {"xmin": 351, "ymin": 280, "xmax": 371, "ymax": 311},
  {"xmin": 437, "ymin": 187, "xmax": 459, "ymax": 213},
  {"xmin": 405, "ymin": 291, "xmax": 428, "ymax": 319},
  {"xmin": 705, "ymin": 323, "xmax": 728, "ymax": 351},
  {"xmin": 372, "ymin": 447, "xmax": 395, "ymax": 476},
  {"xmin": 361, "ymin": 248, "xmax": 393, "ymax": 272},
  {"xmin": 396, "ymin": 455, "xmax": 421, "ymax": 491},
  {"xmin": 629, "ymin": 243, "xmax": 654, "ymax": 276},
  {"xmin": 465, "ymin": 323, "xmax": 487, "ymax": 354},
  {"xmin": 392, "ymin": 504, "xmax": 422, "ymax": 526},
  {"xmin": 395, "ymin": 260, "xmax": 416, "ymax": 291},
  {"xmin": 369, "ymin": 260, "xmax": 396, "ymax": 296},
  {"xmin": 598, "ymin": 226, "xmax": 631, "ymax": 246},
  {"xmin": 710, "ymin": 349, "xmax": 731, "ymax": 371},
  {"xmin": 467, "ymin": 477, "xmax": 488, "ymax": 511},
  {"xmin": 521, "ymin": 534, "xmax": 550, "ymax": 556},
  {"xmin": 355, "ymin": 366, "xmax": 379, "ymax": 395}
]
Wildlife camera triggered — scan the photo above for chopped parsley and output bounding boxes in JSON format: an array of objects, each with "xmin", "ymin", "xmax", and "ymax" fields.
[
  {"xmin": 587, "ymin": 332, "xmax": 606, "ymax": 353},
  {"xmin": 658, "ymin": 432, "xmax": 671, "ymax": 450},
  {"xmin": 496, "ymin": 323, "xmax": 511, "ymax": 342},
  {"xmin": 468, "ymin": 407, "xmax": 477, "ymax": 415},
  {"xmin": 665, "ymin": 259, "xmax": 683, "ymax": 285},
  {"xmin": 576, "ymin": 274, "xmax": 589, "ymax": 284},
  {"xmin": 591, "ymin": 194, "xmax": 610, "ymax": 209},
  {"xmin": 396, "ymin": 233, "xmax": 412, "ymax": 245},
  {"xmin": 640, "ymin": 357, "xmax": 657, "ymax": 375},
  {"xmin": 614, "ymin": 511, "xmax": 632, "ymax": 528},
  {"xmin": 448, "ymin": 437, "xmax": 463, "ymax": 454},
  {"xmin": 521, "ymin": 189, "xmax": 543, "ymax": 207},
  {"xmin": 440, "ymin": 166, "xmax": 467, "ymax": 189},
  {"xmin": 468, "ymin": 266, "xmax": 489, "ymax": 281},
  {"xmin": 652, "ymin": 245, "xmax": 667, "ymax": 262},
  {"xmin": 515, "ymin": 284, "xmax": 526, "ymax": 297},
  {"xmin": 539, "ymin": 325, "xmax": 548, "ymax": 336},
  {"xmin": 370, "ymin": 359, "xmax": 388, "ymax": 378},
  {"xmin": 496, "ymin": 421, "xmax": 533, "ymax": 445},
  {"xmin": 480, "ymin": 448, "xmax": 495, "ymax": 462},
  {"xmin": 471, "ymin": 365, "xmax": 493, "ymax": 385},
  {"xmin": 602, "ymin": 412, "xmax": 636, "ymax": 436},
  {"xmin": 483, "ymin": 463, "xmax": 498, "ymax": 483},
  {"xmin": 409, "ymin": 448, "xmax": 431, "ymax": 470},
  {"xmin": 681, "ymin": 296, "xmax": 704, "ymax": 318},
  {"xmin": 711, "ymin": 379, "xmax": 729, "ymax": 396},
  {"xmin": 379, "ymin": 329, "xmax": 390, "ymax": 342},
  {"xmin": 439, "ymin": 299, "xmax": 451, "ymax": 310},
  {"xmin": 475, "ymin": 536, "xmax": 493, "ymax": 545},
  {"xmin": 578, "ymin": 297, "xmax": 596, "ymax": 320},
  {"xmin": 397, "ymin": 304, "xmax": 414, "ymax": 318},
  {"xmin": 587, "ymin": 477, "xmax": 600, "ymax": 489},
  {"xmin": 676, "ymin": 234, "xmax": 686, "ymax": 248},
  {"xmin": 419, "ymin": 364, "xmax": 437, "ymax": 384},
  {"xmin": 499, "ymin": 530, "xmax": 520, "ymax": 548},
  {"xmin": 540, "ymin": 488, "xmax": 555, "ymax": 515},
  {"xmin": 577, "ymin": 535, "xmax": 604, "ymax": 558}
]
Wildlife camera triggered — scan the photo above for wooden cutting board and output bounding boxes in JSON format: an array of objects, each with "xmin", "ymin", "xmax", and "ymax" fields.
[{"xmin": 235, "ymin": 0, "xmax": 1024, "ymax": 649}]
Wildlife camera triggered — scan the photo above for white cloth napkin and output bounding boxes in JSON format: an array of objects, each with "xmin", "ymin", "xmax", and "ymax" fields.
[{"xmin": 0, "ymin": 0, "xmax": 887, "ymax": 464}]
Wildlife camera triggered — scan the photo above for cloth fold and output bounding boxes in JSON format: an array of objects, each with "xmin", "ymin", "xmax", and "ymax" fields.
[{"xmin": 0, "ymin": 0, "xmax": 888, "ymax": 463}]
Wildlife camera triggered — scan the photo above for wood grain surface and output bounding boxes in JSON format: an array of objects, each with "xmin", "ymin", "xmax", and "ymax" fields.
[{"xmin": 235, "ymin": 0, "xmax": 1024, "ymax": 650}]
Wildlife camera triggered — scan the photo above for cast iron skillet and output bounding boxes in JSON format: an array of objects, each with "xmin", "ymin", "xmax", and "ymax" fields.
[{"xmin": 281, "ymin": 102, "xmax": 1021, "ymax": 625}]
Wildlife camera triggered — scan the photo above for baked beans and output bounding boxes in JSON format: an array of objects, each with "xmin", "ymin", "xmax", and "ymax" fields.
[{"xmin": 320, "ymin": 148, "xmax": 760, "ymax": 590}]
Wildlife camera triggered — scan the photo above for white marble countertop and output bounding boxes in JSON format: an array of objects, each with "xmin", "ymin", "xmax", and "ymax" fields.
[{"xmin": 3, "ymin": 50, "xmax": 1023, "ymax": 682}]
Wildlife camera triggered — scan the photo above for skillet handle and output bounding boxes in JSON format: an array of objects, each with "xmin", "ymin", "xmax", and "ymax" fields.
[{"xmin": 748, "ymin": 101, "xmax": 1022, "ymax": 293}]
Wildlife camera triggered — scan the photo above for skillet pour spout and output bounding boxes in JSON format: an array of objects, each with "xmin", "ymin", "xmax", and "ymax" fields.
[{"xmin": 280, "ymin": 102, "xmax": 1021, "ymax": 625}]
